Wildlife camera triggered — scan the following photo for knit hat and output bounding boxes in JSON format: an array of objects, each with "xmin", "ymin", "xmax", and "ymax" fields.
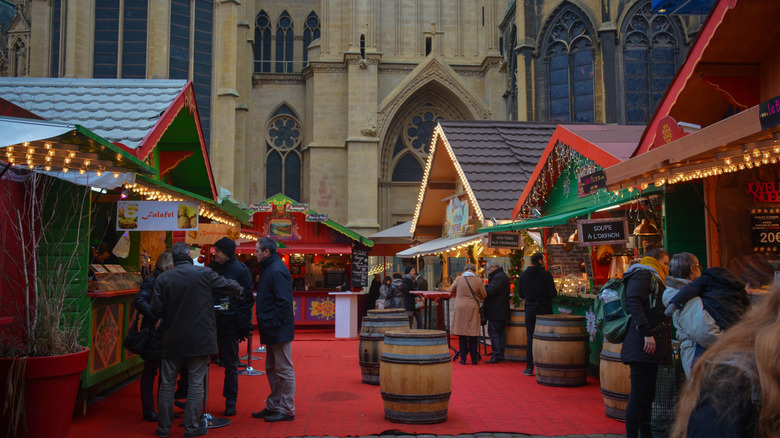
[
  {"xmin": 214, "ymin": 237, "xmax": 236, "ymax": 257},
  {"xmin": 404, "ymin": 265, "xmax": 414, "ymax": 275}
]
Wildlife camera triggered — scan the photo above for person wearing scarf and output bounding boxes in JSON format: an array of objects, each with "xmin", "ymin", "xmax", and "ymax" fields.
[{"xmin": 620, "ymin": 247, "xmax": 672, "ymax": 438}]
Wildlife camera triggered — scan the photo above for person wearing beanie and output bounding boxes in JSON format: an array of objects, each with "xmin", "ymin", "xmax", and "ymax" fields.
[{"xmin": 208, "ymin": 237, "xmax": 254, "ymax": 417}]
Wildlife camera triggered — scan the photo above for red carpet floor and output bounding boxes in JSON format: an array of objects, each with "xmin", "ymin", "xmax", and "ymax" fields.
[{"xmin": 68, "ymin": 331, "xmax": 625, "ymax": 437}]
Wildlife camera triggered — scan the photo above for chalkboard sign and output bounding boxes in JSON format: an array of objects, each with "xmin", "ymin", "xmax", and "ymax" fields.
[
  {"xmin": 580, "ymin": 169, "xmax": 607, "ymax": 194},
  {"xmin": 351, "ymin": 248, "xmax": 369, "ymax": 288},
  {"xmin": 577, "ymin": 218, "xmax": 629, "ymax": 246},
  {"xmin": 488, "ymin": 232, "xmax": 521, "ymax": 248},
  {"xmin": 306, "ymin": 213, "xmax": 328, "ymax": 222},
  {"xmin": 759, "ymin": 95, "xmax": 780, "ymax": 130},
  {"xmin": 751, "ymin": 208, "xmax": 780, "ymax": 252},
  {"xmin": 550, "ymin": 265, "xmax": 563, "ymax": 276},
  {"xmin": 583, "ymin": 255, "xmax": 594, "ymax": 278}
]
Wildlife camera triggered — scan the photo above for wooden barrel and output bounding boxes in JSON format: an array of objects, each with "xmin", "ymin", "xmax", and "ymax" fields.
[
  {"xmin": 367, "ymin": 308, "xmax": 407, "ymax": 318},
  {"xmin": 380, "ymin": 329, "xmax": 452, "ymax": 424},
  {"xmin": 532, "ymin": 314, "xmax": 588, "ymax": 387},
  {"xmin": 599, "ymin": 341, "xmax": 631, "ymax": 421},
  {"xmin": 358, "ymin": 314, "xmax": 409, "ymax": 385},
  {"xmin": 505, "ymin": 308, "xmax": 527, "ymax": 362}
]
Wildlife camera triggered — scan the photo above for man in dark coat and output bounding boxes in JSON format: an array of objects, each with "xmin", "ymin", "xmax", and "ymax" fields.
[
  {"xmin": 250, "ymin": 237, "xmax": 296, "ymax": 423},
  {"xmin": 483, "ymin": 259, "xmax": 511, "ymax": 363},
  {"xmin": 151, "ymin": 241, "xmax": 242, "ymax": 438},
  {"xmin": 516, "ymin": 252, "xmax": 557, "ymax": 375},
  {"xmin": 208, "ymin": 237, "xmax": 255, "ymax": 416}
]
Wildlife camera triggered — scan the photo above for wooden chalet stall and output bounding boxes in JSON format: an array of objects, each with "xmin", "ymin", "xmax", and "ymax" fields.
[
  {"xmin": 606, "ymin": 0, "xmax": 780, "ymax": 296},
  {"xmin": 246, "ymin": 194, "xmax": 373, "ymax": 330}
]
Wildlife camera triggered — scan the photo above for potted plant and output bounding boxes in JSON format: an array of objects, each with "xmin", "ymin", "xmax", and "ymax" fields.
[{"xmin": 0, "ymin": 167, "xmax": 94, "ymax": 438}]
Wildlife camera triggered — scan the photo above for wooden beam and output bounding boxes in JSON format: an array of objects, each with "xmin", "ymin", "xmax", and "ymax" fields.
[
  {"xmin": 605, "ymin": 106, "xmax": 761, "ymax": 189},
  {"xmin": 440, "ymin": 191, "xmax": 468, "ymax": 202},
  {"xmin": 427, "ymin": 180, "xmax": 457, "ymax": 190},
  {"xmin": 696, "ymin": 63, "xmax": 760, "ymax": 77}
]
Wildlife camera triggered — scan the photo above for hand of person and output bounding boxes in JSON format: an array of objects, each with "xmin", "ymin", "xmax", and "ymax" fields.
[
  {"xmin": 154, "ymin": 319, "xmax": 161, "ymax": 330},
  {"xmin": 643, "ymin": 336, "xmax": 656, "ymax": 354}
]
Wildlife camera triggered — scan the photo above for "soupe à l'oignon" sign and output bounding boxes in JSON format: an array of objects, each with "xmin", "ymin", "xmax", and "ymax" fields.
[{"xmin": 577, "ymin": 217, "xmax": 629, "ymax": 246}]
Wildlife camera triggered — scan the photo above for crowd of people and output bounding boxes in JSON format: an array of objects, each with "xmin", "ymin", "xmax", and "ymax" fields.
[
  {"xmin": 134, "ymin": 236, "xmax": 296, "ymax": 437},
  {"xmin": 133, "ymin": 237, "xmax": 779, "ymax": 438}
]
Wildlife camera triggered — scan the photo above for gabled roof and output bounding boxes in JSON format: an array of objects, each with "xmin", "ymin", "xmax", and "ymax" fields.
[
  {"xmin": 0, "ymin": 78, "xmax": 217, "ymax": 200},
  {"xmin": 633, "ymin": 0, "xmax": 779, "ymax": 156},
  {"xmin": 0, "ymin": 78, "xmax": 186, "ymax": 150},
  {"xmin": 511, "ymin": 124, "xmax": 644, "ymax": 218}
]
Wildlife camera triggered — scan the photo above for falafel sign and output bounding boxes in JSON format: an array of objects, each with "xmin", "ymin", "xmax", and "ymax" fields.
[{"xmin": 117, "ymin": 201, "xmax": 199, "ymax": 231}]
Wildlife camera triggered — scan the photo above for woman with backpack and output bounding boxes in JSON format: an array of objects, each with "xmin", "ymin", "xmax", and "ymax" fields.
[{"xmin": 621, "ymin": 247, "xmax": 672, "ymax": 438}]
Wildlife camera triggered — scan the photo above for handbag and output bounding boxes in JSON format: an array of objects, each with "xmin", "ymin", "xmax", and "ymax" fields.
[
  {"xmin": 123, "ymin": 313, "xmax": 148, "ymax": 355},
  {"xmin": 464, "ymin": 277, "xmax": 486, "ymax": 326}
]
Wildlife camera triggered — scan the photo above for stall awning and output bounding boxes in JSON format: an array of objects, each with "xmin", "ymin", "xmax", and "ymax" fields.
[
  {"xmin": 278, "ymin": 243, "xmax": 353, "ymax": 255},
  {"xmin": 478, "ymin": 185, "xmax": 663, "ymax": 233},
  {"xmin": 396, "ymin": 233, "xmax": 486, "ymax": 257}
]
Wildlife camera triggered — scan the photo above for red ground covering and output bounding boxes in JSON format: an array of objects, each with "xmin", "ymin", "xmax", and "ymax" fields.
[{"xmin": 68, "ymin": 331, "xmax": 625, "ymax": 437}]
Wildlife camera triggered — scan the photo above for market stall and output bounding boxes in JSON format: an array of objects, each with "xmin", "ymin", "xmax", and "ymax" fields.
[
  {"xmin": 605, "ymin": 0, "xmax": 780, "ymax": 296},
  {"xmin": 244, "ymin": 194, "xmax": 373, "ymax": 328}
]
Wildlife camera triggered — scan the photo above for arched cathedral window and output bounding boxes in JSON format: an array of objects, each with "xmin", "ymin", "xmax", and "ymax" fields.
[
  {"xmin": 276, "ymin": 11, "xmax": 294, "ymax": 73},
  {"xmin": 542, "ymin": 5, "xmax": 594, "ymax": 122},
  {"xmin": 254, "ymin": 10, "xmax": 271, "ymax": 73},
  {"xmin": 391, "ymin": 108, "xmax": 442, "ymax": 182},
  {"xmin": 265, "ymin": 106, "xmax": 302, "ymax": 201},
  {"xmin": 303, "ymin": 12, "xmax": 320, "ymax": 67},
  {"xmin": 622, "ymin": 1, "xmax": 682, "ymax": 124}
]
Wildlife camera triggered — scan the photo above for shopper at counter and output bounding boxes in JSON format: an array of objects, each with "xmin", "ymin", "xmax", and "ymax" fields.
[
  {"xmin": 449, "ymin": 263, "xmax": 487, "ymax": 365},
  {"xmin": 483, "ymin": 259, "xmax": 511, "ymax": 364},
  {"xmin": 151, "ymin": 241, "xmax": 242, "ymax": 438},
  {"xmin": 133, "ymin": 250, "xmax": 173, "ymax": 422},
  {"xmin": 209, "ymin": 237, "xmax": 255, "ymax": 417},
  {"xmin": 402, "ymin": 266, "xmax": 421, "ymax": 329},
  {"xmin": 516, "ymin": 252, "xmax": 557, "ymax": 376}
]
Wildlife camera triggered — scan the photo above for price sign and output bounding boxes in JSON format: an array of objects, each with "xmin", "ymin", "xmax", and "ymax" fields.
[
  {"xmin": 751, "ymin": 208, "xmax": 780, "ymax": 253},
  {"xmin": 351, "ymin": 248, "xmax": 369, "ymax": 288},
  {"xmin": 580, "ymin": 169, "xmax": 607, "ymax": 194}
]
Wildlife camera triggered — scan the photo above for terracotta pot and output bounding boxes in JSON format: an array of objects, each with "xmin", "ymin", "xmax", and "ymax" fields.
[{"xmin": 0, "ymin": 348, "xmax": 89, "ymax": 438}]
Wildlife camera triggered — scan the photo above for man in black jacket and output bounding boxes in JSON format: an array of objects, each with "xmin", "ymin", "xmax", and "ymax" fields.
[
  {"xmin": 151, "ymin": 241, "xmax": 242, "ymax": 438},
  {"xmin": 208, "ymin": 237, "xmax": 255, "ymax": 417},
  {"xmin": 516, "ymin": 252, "xmax": 558, "ymax": 376},
  {"xmin": 484, "ymin": 259, "xmax": 511, "ymax": 363},
  {"xmin": 251, "ymin": 237, "xmax": 296, "ymax": 423}
]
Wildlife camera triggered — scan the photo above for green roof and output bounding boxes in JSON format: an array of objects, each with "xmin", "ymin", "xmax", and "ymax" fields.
[
  {"xmin": 261, "ymin": 194, "xmax": 374, "ymax": 247},
  {"xmin": 135, "ymin": 174, "xmax": 251, "ymax": 226},
  {"xmin": 478, "ymin": 186, "xmax": 662, "ymax": 233}
]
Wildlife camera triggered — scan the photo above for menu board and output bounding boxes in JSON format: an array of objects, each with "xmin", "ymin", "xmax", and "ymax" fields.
[
  {"xmin": 117, "ymin": 201, "xmax": 199, "ymax": 231},
  {"xmin": 577, "ymin": 218, "xmax": 629, "ymax": 246},
  {"xmin": 351, "ymin": 248, "xmax": 368, "ymax": 288},
  {"xmin": 751, "ymin": 208, "xmax": 780, "ymax": 252}
]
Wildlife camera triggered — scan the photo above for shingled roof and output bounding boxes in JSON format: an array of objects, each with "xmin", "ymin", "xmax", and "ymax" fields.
[
  {"xmin": 438, "ymin": 120, "xmax": 558, "ymax": 220},
  {"xmin": 0, "ymin": 78, "xmax": 187, "ymax": 150}
]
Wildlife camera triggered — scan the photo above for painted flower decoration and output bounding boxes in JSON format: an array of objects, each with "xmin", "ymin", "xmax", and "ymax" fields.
[{"xmin": 585, "ymin": 308, "xmax": 597, "ymax": 342}]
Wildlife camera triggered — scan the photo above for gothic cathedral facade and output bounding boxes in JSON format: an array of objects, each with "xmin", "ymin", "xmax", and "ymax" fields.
[{"xmin": 1, "ymin": 0, "xmax": 701, "ymax": 236}]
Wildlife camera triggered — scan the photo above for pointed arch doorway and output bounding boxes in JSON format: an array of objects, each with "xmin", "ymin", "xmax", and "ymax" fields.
[{"xmin": 379, "ymin": 83, "xmax": 475, "ymax": 229}]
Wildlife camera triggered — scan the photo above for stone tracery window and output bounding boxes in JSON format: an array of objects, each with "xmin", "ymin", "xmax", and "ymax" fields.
[
  {"xmin": 254, "ymin": 10, "xmax": 271, "ymax": 73},
  {"xmin": 543, "ymin": 6, "xmax": 594, "ymax": 122},
  {"xmin": 275, "ymin": 11, "xmax": 294, "ymax": 73},
  {"xmin": 265, "ymin": 106, "xmax": 302, "ymax": 200},
  {"xmin": 391, "ymin": 108, "xmax": 443, "ymax": 182},
  {"xmin": 303, "ymin": 12, "xmax": 320, "ymax": 67},
  {"xmin": 622, "ymin": 1, "xmax": 681, "ymax": 124}
]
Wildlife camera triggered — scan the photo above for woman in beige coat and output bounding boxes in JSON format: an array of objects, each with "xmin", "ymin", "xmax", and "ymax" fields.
[{"xmin": 449, "ymin": 263, "xmax": 487, "ymax": 365}]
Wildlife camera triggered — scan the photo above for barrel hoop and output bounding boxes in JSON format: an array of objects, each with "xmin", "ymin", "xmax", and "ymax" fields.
[
  {"xmin": 383, "ymin": 336, "xmax": 447, "ymax": 347},
  {"xmin": 536, "ymin": 317, "xmax": 585, "ymax": 326},
  {"xmin": 534, "ymin": 361, "xmax": 587, "ymax": 370},
  {"xmin": 599, "ymin": 351, "xmax": 622, "ymax": 361},
  {"xmin": 358, "ymin": 361, "xmax": 379, "ymax": 368},
  {"xmin": 507, "ymin": 322, "xmax": 525, "ymax": 327},
  {"xmin": 381, "ymin": 391, "xmax": 451, "ymax": 403},
  {"xmin": 380, "ymin": 353, "xmax": 452, "ymax": 364},
  {"xmin": 384, "ymin": 409, "xmax": 448, "ymax": 425},
  {"xmin": 359, "ymin": 333, "xmax": 385, "ymax": 341},
  {"xmin": 601, "ymin": 388, "xmax": 630, "ymax": 401},
  {"xmin": 533, "ymin": 332, "xmax": 589, "ymax": 341}
]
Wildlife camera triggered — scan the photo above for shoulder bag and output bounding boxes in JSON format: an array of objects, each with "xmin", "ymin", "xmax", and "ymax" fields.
[{"xmin": 464, "ymin": 277, "xmax": 487, "ymax": 326}]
